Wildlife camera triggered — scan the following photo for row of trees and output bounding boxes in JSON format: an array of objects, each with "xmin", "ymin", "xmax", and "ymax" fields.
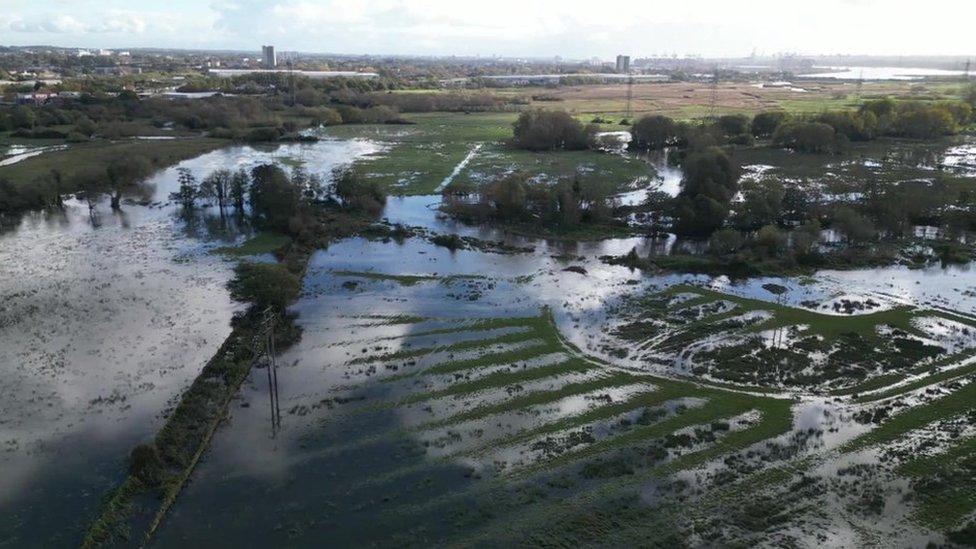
[
  {"xmin": 0, "ymin": 93, "xmax": 410, "ymax": 146},
  {"xmin": 629, "ymin": 98, "xmax": 974, "ymax": 156},
  {"xmin": 169, "ymin": 163, "xmax": 387, "ymax": 234}
]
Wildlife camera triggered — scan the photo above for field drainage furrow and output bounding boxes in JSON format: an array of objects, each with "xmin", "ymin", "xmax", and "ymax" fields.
[
  {"xmin": 350, "ymin": 329, "xmax": 543, "ymax": 366},
  {"xmin": 450, "ymin": 402, "xmax": 792, "ymax": 547},
  {"xmin": 399, "ymin": 370, "xmax": 614, "ymax": 429},
  {"xmin": 417, "ymin": 372, "xmax": 642, "ymax": 429},
  {"xmin": 854, "ymin": 354, "xmax": 976, "ymax": 403},
  {"xmin": 383, "ymin": 340, "xmax": 562, "ymax": 382},
  {"xmin": 402, "ymin": 352, "xmax": 572, "ymax": 399},
  {"xmin": 843, "ymin": 378, "xmax": 976, "ymax": 452},
  {"xmin": 417, "ymin": 383, "xmax": 658, "ymax": 458}
]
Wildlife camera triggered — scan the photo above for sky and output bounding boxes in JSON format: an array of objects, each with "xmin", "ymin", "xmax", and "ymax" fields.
[{"xmin": 1, "ymin": 0, "xmax": 974, "ymax": 59}]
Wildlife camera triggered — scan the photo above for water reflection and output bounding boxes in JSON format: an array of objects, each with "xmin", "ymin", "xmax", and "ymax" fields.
[{"xmin": 0, "ymin": 136, "xmax": 380, "ymax": 545}]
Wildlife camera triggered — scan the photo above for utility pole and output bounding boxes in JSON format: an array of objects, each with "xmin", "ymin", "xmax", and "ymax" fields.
[
  {"xmin": 708, "ymin": 66, "xmax": 719, "ymax": 119},
  {"xmin": 255, "ymin": 306, "xmax": 282, "ymax": 436},
  {"xmin": 965, "ymin": 59, "xmax": 972, "ymax": 82},
  {"xmin": 288, "ymin": 57, "xmax": 296, "ymax": 107},
  {"xmin": 626, "ymin": 75, "xmax": 634, "ymax": 121}
]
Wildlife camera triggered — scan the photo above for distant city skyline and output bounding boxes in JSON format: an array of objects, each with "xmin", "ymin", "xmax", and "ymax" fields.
[{"xmin": 1, "ymin": 0, "xmax": 974, "ymax": 59}]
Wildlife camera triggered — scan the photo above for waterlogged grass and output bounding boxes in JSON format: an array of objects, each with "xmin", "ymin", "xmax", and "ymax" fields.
[
  {"xmin": 843, "ymin": 379, "xmax": 976, "ymax": 452},
  {"xmin": 898, "ymin": 436, "xmax": 976, "ymax": 529},
  {"xmin": 212, "ymin": 232, "xmax": 291, "ymax": 257},
  {"xmin": 854, "ymin": 350, "xmax": 976, "ymax": 403},
  {"xmin": 323, "ymin": 112, "xmax": 650, "ymax": 195},
  {"xmin": 321, "ymin": 306, "xmax": 797, "ymax": 546},
  {"xmin": 663, "ymin": 284, "xmax": 922, "ymax": 341},
  {"xmin": 0, "ymin": 137, "xmax": 224, "ymax": 187},
  {"xmin": 333, "ymin": 269, "xmax": 484, "ymax": 287},
  {"xmin": 324, "ymin": 113, "xmax": 513, "ymax": 194}
]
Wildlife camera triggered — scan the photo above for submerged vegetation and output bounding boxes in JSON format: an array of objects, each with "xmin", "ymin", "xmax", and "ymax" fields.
[{"xmin": 6, "ymin": 56, "xmax": 976, "ymax": 548}]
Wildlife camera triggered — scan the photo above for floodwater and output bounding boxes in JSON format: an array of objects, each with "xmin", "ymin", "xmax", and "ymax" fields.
[
  {"xmin": 153, "ymin": 139, "xmax": 976, "ymax": 545},
  {"xmin": 0, "ymin": 137, "xmax": 379, "ymax": 546},
  {"xmin": 0, "ymin": 144, "xmax": 70, "ymax": 166},
  {"xmin": 3, "ymin": 133, "xmax": 974, "ymax": 546},
  {"xmin": 799, "ymin": 66, "xmax": 967, "ymax": 80}
]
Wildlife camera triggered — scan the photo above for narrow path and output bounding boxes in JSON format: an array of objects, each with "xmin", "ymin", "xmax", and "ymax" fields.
[{"xmin": 435, "ymin": 143, "xmax": 483, "ymax": 192}]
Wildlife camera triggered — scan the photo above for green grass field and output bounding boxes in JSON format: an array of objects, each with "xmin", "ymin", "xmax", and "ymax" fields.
[
  {"xmin": 324, "ymin": 113, "xmax": 651, "ymax": 195},
  {"xmin": 0, "ymin": 137, "xmax": 225, "ymax": 185}
]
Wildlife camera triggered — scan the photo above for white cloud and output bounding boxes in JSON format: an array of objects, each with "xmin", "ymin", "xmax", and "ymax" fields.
[{"xmin": 2, "ymin": 0, "xmax": 975, "ymax": 57}]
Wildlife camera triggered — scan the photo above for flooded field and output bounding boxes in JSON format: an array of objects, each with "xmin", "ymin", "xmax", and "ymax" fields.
[
  {"xmin": 4, "ymin": 129, "xmax": 976, "ymax": 546},
  {"xmin": 0, "ymin": 137, "xmax": 379, "ymax": 545},
  {"xmin": 151, "ymin": 130, "xmax": 976, "ymax": 545}
]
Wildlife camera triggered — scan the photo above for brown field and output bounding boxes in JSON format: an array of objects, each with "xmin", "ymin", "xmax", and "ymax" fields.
[{"xmin": 497, "ymin": 80, "xmax": 964, "ymax": 120}]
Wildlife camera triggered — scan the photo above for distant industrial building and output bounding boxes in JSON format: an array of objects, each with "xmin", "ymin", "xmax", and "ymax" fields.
[
  {"xmin": 440, "ymin": 73, "xmax": 668, "ymax": 87},
  {"xmin": 262, "ymin": 45, "xmax": 276, "ymax": 69},
  {"xmin": 208, "ymin": 69, "xmax": 379, "ymax": 80},
  {"xmin": 616, "ymin": 55, "xmax": 631, "ymax": 73}
]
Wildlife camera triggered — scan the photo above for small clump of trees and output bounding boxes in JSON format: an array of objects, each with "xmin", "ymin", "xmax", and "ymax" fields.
[
  {"xmin": 511, "ymin": 109, "xmax": 598, "ymax": 151},
  {"xmin": 442, "ymin": 171, "xmax": 617, "ymax": 229}
]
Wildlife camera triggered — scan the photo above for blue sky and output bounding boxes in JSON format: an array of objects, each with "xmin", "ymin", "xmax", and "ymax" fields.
[{"xmin": 1, "ymin": 0, "xmax": 974, "ymax": 58}]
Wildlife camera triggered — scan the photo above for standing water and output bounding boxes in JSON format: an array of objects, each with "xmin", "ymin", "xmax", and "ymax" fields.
[{"xmin": 0, "ymin": 137, "xmax": 380, "ymax": 546}]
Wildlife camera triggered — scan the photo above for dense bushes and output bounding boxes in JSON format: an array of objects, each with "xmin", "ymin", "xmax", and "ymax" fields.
[
  {"xmin": 332, "ymin": 166, "xmax": 387, "ymax": 215},
  {"xmin": 630, "ymin": 115, "xmax": 679, "ymax": 150},
  {"xmin": 757, "ymin": 99, "xmax": 973, "ymax": 151},
  {"xmin": 512, "ymin": 109, "xmax": 596, "ymax": 151},
  {"xmin": 227, "ymin": 262, "xmax": 301, "ymax": 311},
  {"xmin": 752, "ymin": 111, "xmax": 790, "ymax": 138},
  {"xmin": 772, "ymin": 122, "xmax": 848, "ymax": 153},
  {"xmin": 441, "ymin": 172, "xmax": 617, "ymax": 228},
  {"xmin": 671, "ymin": 147, "xmax": 740, "ymax": 237}
]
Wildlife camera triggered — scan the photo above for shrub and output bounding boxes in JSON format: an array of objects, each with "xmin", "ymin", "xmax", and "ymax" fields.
[
  {"xmin": 772, "ymin": 122, "xmax": 847, "ymax": 153},
  {"xmin": 752, "ymin": 111, "xmax": 790, "ymax": 138},
  {"xmin": 228, "ymin": 262, "xmax": 301, "ymax": 311},
  {"xmin": 130, "ymin": 444, "xmax": 165, "ymax": 487}
]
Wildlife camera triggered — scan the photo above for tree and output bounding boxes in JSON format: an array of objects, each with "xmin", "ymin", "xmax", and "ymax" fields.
[
  {"xmin": 249, "ymin": 164, "xmax": 300, "ymax": 230},
  {"xmin": 106, "ymin": 155, "xmax": 152, "ymax": 209},
  {"xmin": 200, "ymin": 169, "xmax": 232, "ymax": 213},
  {"xmin": 734, "ymin": 180, "xmax": 785, "ymax": 231},
  {"xmin": 708, "ymin": 228, "xmax": 745, "ymax": 256},
  {"xmin": 512, "ymin": 109, "xmax": 593, "ymax": 151},
  {"xmin": 791, "ymin": 220, "xmax": 822, "ymax": 259},
  {"xmin": 228, "ymin": 262, "xmax": 300, "ymax": 311},
  {"xmin": 290, "ymin": 166, "xmax": 325, "ymax": 202},
  {"xmin": 630, "ymin": 115, "xmax": 677, "ymax": 150},
  {"xmin": 482, "ymin": 173, "xmax": 529, "ymax": 219},
  {"xmin": 73, "ymin": 169, "xmax": 107, "ymax": 222},
  {"xmin": 170, "ymin": 167, "xmax": 199, "ymax": 210},
  {"xmin": 893, "ymin": 104, "xmax": 958, "ymax": 138},
  {"xmin": 673, "ymin": 147, "xmax": 740, "ymax": 237},
  {"xmin": 10, "ymin": 105, "xmax": 36, "ymax": 129},
  {"xmin": 716, "ymin": 114, "xmax": 751, "ymax": 137},
  {"xmin": 230, "ymin": 168, "xmax": 249, "ymax": 212},
  {"xmin": 332, "ymin": 166, "xmax": 386, "ymax": 215},
  {"xmin": 753, "ymin": 224, "xmax": 787, "ymax": 258},
  {"xmin": 772, "ymin": 122, "xmax": 846, "ymax": 153},
  {"xmin": 752, "ymin": 111, "xmax": 789, "ymax": 138},
  {"xmin": 832, "ymin": 206, "xmax": 876, "ymax": 244}
]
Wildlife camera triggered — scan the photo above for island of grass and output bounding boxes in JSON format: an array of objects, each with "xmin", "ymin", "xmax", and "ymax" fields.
[{"xmin": 611, "ymin": 284, "xmax": 976, "ymax": 393}]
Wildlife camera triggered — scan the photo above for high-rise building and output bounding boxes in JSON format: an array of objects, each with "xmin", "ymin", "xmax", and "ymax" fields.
[
  {"xmin": 262, "ymin": 45, "xmax": 277, "ymax": 69},
  {"xmin": 616, "ymin": 55, "xmax": 631, "ymax": 73}
]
